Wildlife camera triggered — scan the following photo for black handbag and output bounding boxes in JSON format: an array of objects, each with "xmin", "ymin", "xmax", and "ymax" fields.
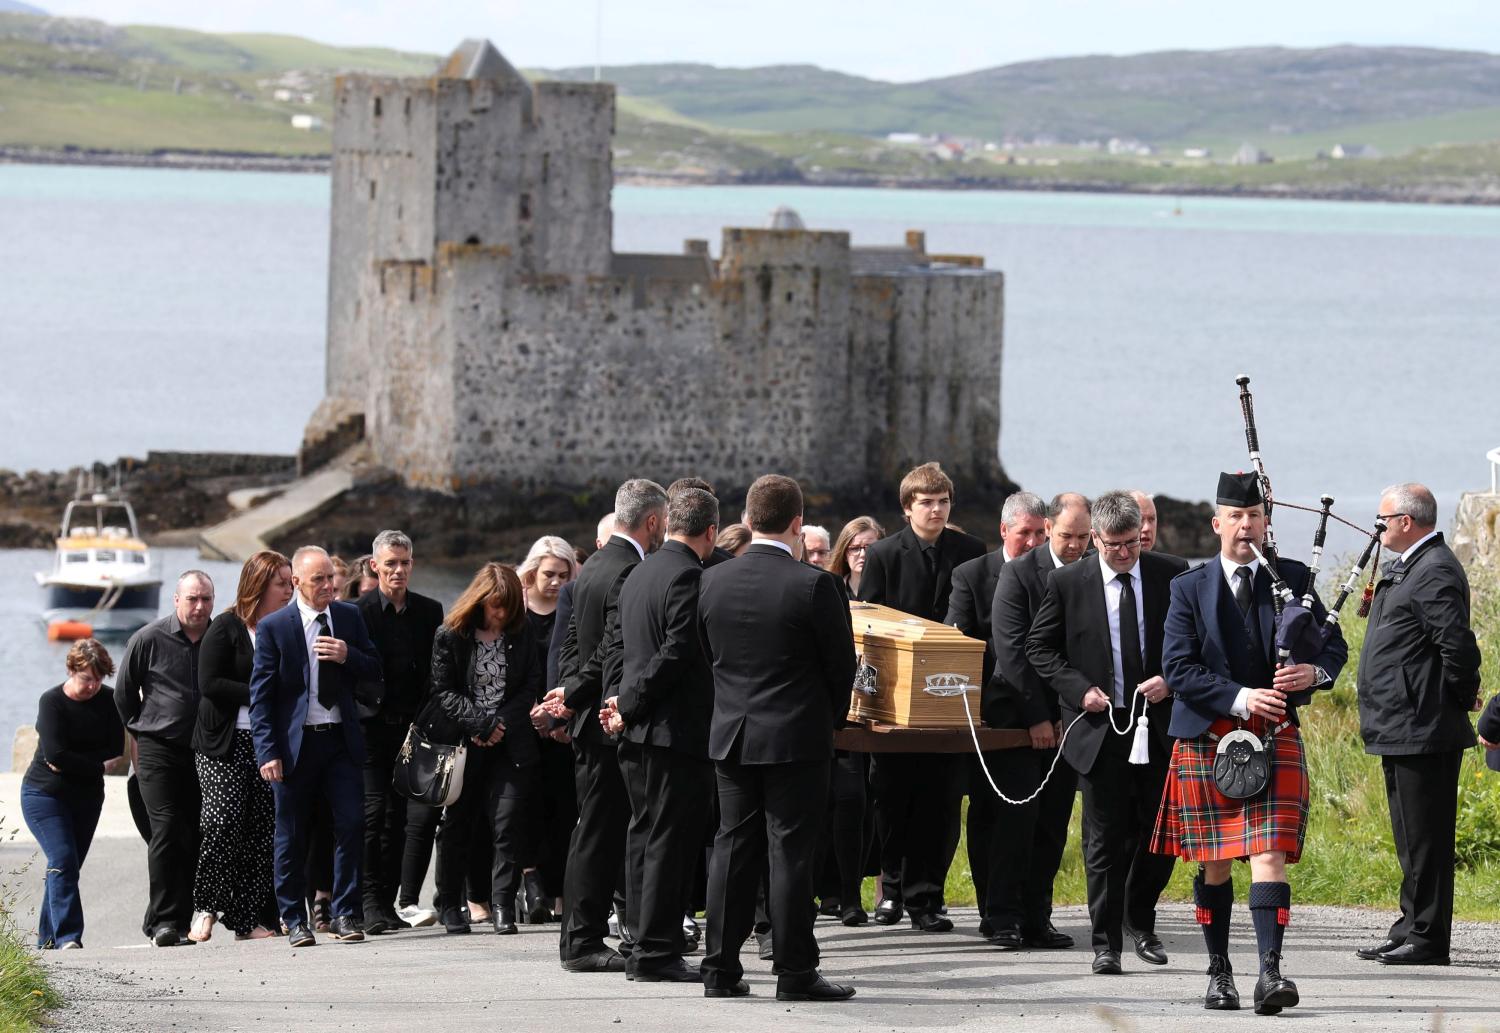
[{"xmin": 392, "ymin": 723, "xmax": 467, "ymax": 807}]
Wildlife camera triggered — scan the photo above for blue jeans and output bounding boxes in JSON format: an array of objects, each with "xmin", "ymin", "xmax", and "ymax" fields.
[{"xmin": 20, "ymin": 782, "xmax": 102, "ymax": 947}]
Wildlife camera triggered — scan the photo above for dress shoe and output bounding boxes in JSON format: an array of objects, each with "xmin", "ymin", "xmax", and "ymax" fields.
[
  {"xmin": 909, "ymin": 911, "xmax": 954, "ymax": 933},
  {"xmin": 755, "ymin": 928, "xmax": 775, "ymax": 961},
  {"xmin": 441, "ymin": 907, "xmax": 471, "ymax": 935},
  {"xmin": 839, "ymin": 906, "xmax": 868, "ymax": 927},
  {"xmin": 977, "ymin": 917, "xmax": 994, "ymax": 938},
  {"xmin": 1377, "ymin": 943, "xmax": 1449, "ymax": 966},
  {"xmin": 149, "ymin": 924, "xmax": 181, "ymax": 948},
  {"xmin": 328, "ymin": 916, "xmax": 364, "ymax": 942},
  {"xmin": 1354, "ymin": 937, "xmax": 1402, "ymax": 961},
  {"xmin": 287, "ymin": 924, "xmax": 316, "ymax": 949},
  {"xmin": 493, "ymin": 916, "xmax": 518, "ymax": 935},
  {"xmin": 1204, "ymin": 954, "xmax": 1240, "ymax": 1011},
  {"xmin": 385, "ymin": 905, "xmax": 411, "ymax": 930},
  {"xmin": 1092, "ymin": 949, "xmax": 1122, "ymax": 975},
  {"xmin": 1125, "ymin": 927, "xmax": 1168, "ymax": 966},
  {"xmin": 987, "ymin": 926, "xmax": 1024, "ymax": 951},
  {"xmin": 635, "ymin": 959, "xmax": 703, "ymax": 983},
  {"xmin": 1252, "ymin": 952, "xmax": 1299, "ymax": 1015},
  {"xmin": 818, "ymin": 898, "xmax": 842, "ymax": 918},
  {"xmin": 704, "ymin": 979, "xmax": 750, "ymax": 998},
  {"xmin": 363, "ymin": 912, "xmax": 396, "ymax": 936},
  {"xmin": 872, "ymin": 899, "xmax": 903, "ymax": 926},
  {"xmin": 562, "ymin": 949, "xmax": 628, "ymax": 973},
  {"xmin": 776, "ymin": 975, "xmax": 856, "ymax": 1002},
  {"xmin": 1024, "ymin": 923, "xmax": 1074, "ymax": 950},
  {"xmin": 522, "ymin": 871, "xmax": 553, "ymax": 924}
]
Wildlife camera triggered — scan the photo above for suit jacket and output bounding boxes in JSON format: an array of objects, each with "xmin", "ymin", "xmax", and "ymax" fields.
[
  {"xmin": 1024, "ymin": 550, "xmax": 1188, "ymax": 774},
  {"xmin": 1357, "ymin": 533, "xmax": 1481, "ymax": 755},
  {"xmin": 857, "ymin": 525, "xmax": 987, "ymax": 623},
  {"xmin": 547, "ymin": 581, "xmax": 574, "ymax": 694},
  {"xmin": 1163, "ymin": 557, "xmax": 1348, "ymax": 740},
  {"xmin": 248, "ymin": 599, "xmax": 383, "ymax": 773},
  {"xmin": 988, "ymin": 544, "xmax": 1067, "ymax": 730},
  {"xmin": 429, "ymin": 621, "xmax": 543, "ymax": 768},
  {"xmin": 194, "ymin": 610, "xmax": 255, "ymax": 758},
  {"xmin": 699, "ymin": 542, "xmax": 857, "ymax": 764},
  {"xmin": 354, "ymin": 589, "xmax": 444, "ymax": 719},
  {"xmin": 616, "ymin": 540, "xmax": 714, "ymax": 759},
  {"xmin": 559, "ymin": 536, "xmax": 643, "ymax": 745},
  {"xmin": 946, "ymin": 550, "xmax": 1005, "ymax": 690}
]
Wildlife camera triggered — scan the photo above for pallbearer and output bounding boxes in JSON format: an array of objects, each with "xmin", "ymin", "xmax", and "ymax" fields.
[{"xmin": 1153, "ymin": 472, "xmax": 1347, "ymax": 1014}]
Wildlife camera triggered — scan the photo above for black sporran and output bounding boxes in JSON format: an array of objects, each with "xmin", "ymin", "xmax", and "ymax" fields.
[{"xmin": 1212, "ymin": 727, "xmax": 1270, "ymax": 799}]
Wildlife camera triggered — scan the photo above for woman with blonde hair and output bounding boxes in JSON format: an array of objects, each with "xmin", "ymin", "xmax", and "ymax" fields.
[{"xmin": 715, "ymin": 523, "xmax": 752, "ymax": 558}]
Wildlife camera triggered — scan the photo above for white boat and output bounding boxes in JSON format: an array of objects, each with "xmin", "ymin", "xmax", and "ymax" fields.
[{"xmin": 35, "ymin": 492, "xmax": 162, "ymax": 634}]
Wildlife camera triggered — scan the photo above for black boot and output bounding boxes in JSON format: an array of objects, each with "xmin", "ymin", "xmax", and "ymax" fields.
[
  {"xmin": 1204, "ymin": 954, "xmax": 1240, "ymax": 1011},
  {"xmin": 1253, "ymin": 951, "xmax": 1299, "ymax": 1015},
  {"xmin": 523, "ymin": 871, "xmax": 553, "ymax": 925},
  {"xmin": 493, "ymin": 896, "xmax": 518, "ymax": 936}
]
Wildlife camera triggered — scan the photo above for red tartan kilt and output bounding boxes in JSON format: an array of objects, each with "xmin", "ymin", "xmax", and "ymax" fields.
[{"xmin": 1151, "ymin": 716, "xmax": 1310, "ymax": 863}]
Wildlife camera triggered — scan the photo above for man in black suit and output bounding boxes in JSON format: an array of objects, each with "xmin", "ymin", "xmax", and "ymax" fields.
[
  {"xmin": 857, "ymin": 461, "xmax": 986, "ymax": 931},
  {"xmin": 354, "ymin": 529, "xmax": 444, "ymax": 934},
  {"xmin": 598, "ymin": 487, "xmax": 720, "ymax": 982},
  {"xmin": 547, "ymin": 482, "xmax": 667, "ymax": 972},
  {"xmin": 1025, "ymin": 491, "xmax": 1187, "ymax": 974},
  {"xmin": 975, "ymin": 492, "xmax": 1093, "ymax": 950},
  {"xmin": 1355, "ymin": 483, "xmax": 1482, "ymax": 966},
  {"xmin": 698, "ymin": 474, "xmax": 858, "ymax": 1001}
]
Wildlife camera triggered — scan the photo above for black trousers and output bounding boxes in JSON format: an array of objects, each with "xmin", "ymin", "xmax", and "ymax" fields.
[
  {"xmin": 135, "ymin": 733, "xmax": 201, "ymax": 937},
  {"xmin": 980, "ymin": 744, "xmax": 1077, "ymax": 932},
  {"xmin": 525, "ymin": 737, "xmax": 577, "ymax": 901},
  {"xmin": 436, "ymin": 745, "xmax": 534, "ymax": 911},
  {"xmin": 1078, "ymin": 726, "xmax": 1173, "ymax": 952},
  {"xmin": 361, "ymin": 718, "xmax": 413, "ymax": 915},
  {"xmin": 1382, "ymin": 750, "xmax": 1463, "ymax": 954},
  {"xmin": 869, "ymin": 751, "xmax": 960, "ymax": 914},
  {"xmin": 819, "ymin": 749, "xmax": 869, "ymax": 906},
  {"xmin": 397, "ymin": 801, "xmax": 440, "ymax": 908},
  {"xmin": 559, "ymin": 739, "xmax": 628, "ymax": 961},
  {"xmin": 702, "ymin": 757, "xmax": 829, "ymax": 988},
  {"xmin": 619, "ymin": 739, "xmax": 712, "ymax": 968}
]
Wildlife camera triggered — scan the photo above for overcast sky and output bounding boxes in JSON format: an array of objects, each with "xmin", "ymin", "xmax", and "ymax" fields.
[{"xmin": 47, "ymin": 1, "xmax": 1500, "ymax": 81}]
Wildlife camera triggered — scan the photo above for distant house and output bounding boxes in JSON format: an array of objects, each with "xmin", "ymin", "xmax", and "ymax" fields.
[
  {"xmin": 1183, "ymin": 147, "xmax": 1212, "ymax": 159},
  {"xmin": 1232, "ymin": 142, "xmax": 1273, "ymax": 165},
  {"xmin": 291, "ymin": 114, "xmax": 324, "ymax": 131},
  {"xmin": 932, "ymin": 140, "xmax": 964, "ymax": 161},
  {"xmin": 273, "ymin": 88, "xmax": 294, "ymax": 102},
  {"xmin": 885, "ymin": 132, "xmax": 925, "ymax": 145},
  {"xmin": 1331, "ymin": 143, "xmax": 1381, "ymax": 160}
]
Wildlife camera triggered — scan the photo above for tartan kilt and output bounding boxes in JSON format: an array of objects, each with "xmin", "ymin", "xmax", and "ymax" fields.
[{"xmin": 1151, "ymin": 716, "xmax": 1309, "ymax": 863}]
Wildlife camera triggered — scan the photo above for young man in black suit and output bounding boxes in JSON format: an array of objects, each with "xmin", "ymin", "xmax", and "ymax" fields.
[
  {"xmin": 977, "ymin": 492, "xmax": 1093, "ymax": 950},
  {"xmin": 857, "ymin": 462, "xmax": 986, "ymax": 931},
  {"xmin": 698, "ymin": 474, "xmax": 858, "ymax": 1001},
  {"xmin": 547, "ymin": 481, "xmax": 667, "ymax": 972},
  {"xmin": 1356, "ymin": 483, "xmax": 1482, "ymax": 967},
  {"xmin": 601, "ymin": 487, "xmax": 719, "ymax": 983},
  {"xmin": 1025, "ymin": 491, "xmax": 1188, "ymax": 975}
]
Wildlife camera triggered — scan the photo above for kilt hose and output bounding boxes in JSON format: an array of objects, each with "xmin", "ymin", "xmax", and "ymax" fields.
[{"xmin": 1152, "ymin": 716, "xmax": 1309, "ymax": 863}]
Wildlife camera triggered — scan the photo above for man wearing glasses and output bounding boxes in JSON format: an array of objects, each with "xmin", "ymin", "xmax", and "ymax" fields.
[{"xmin": 1026, "ymin": 491, "xmax": 1187, "ymax": 975}]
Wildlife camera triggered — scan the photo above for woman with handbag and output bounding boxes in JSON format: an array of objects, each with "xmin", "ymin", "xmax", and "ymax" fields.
[{"xmin": 428, "ymin": 562, "xmax": 543, "ymax": 935}]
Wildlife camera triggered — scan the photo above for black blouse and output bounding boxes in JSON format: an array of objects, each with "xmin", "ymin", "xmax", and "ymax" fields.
[{"xmin": 25, "ymin": 684, "xmax": 124, "ymax": 798}]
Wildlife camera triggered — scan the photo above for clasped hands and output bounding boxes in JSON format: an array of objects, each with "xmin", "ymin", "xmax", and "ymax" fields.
[
  {"xmin": 598, "ymin": 696, "xmax": 625, "ymax": 736},
  {"xmin": 472, "ymin": 720, "xmax": 505, "ymax": 748},
  {"xmin": 1081, "ymin": 675, "xmax": 1170, "ymax": 713}
]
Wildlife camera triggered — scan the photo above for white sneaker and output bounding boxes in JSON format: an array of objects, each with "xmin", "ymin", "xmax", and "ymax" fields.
[
  {"xmin": 60, "ymin": 940, "xmax": 82, "ymax": 950},
  {"xmin": 396, "ymin": 904, "xmax": 437, "ymax": 928}
]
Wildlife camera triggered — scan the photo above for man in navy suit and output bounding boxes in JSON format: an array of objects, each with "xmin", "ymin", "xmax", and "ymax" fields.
[{"xmin": 250, "ymin": 546, "xmax": 383, "ymax": 947}]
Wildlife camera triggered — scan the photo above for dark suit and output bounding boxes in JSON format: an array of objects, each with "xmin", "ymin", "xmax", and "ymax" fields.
[
  {"xmin": 699, "ymin": 542, "xmax": 857, "ymax": 989},
  {"xmin": 616, "ymin": 540, "xmax": 715, "ymax": 970},
  {"xmin": 857, "ymin": 525, "xmax": 986, "ymax": 915},
  {"xmin": 1357, "ymin": 533, "xmax": 1481, "ymax": 955},
  {"xmin": 1025, "ymin": 550, "xmax": 1187, "ymax": 952},
  {"xmin": 249, "ymin": 599, "xmax": 382, "ymax": 929},
  {"xmin": 547, "ymin": 581, "xmax": 574, "ymax": 695},
  {"xmin": 557, "ymin": 535, "xmax": 643, "ymax": 961}
]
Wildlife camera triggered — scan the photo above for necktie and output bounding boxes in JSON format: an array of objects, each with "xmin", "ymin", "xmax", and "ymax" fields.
[
  {"xmin": 314, "ymin": 613, "xmax": 337, "ymax": 709},
  {"xmin": 1117, "ymin": 572, "xmax": 1145, "ymax": 707},
  {"xmin": 1234, "ymin": 566, "xmax": 1253, "ymax": 617}
]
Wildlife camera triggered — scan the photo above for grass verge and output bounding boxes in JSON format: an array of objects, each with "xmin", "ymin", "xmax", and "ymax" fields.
[{"xmin": 0, "ymin": 908, "xmax": 60, "ymax": 1032}]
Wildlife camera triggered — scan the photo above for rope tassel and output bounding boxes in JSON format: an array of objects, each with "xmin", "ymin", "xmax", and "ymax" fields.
[{"xmin": 1128, "ymin": 712, "xmax": 1152, "ymax": 765}]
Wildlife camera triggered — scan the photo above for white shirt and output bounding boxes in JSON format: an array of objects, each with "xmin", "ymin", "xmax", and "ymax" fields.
[
  {"xmin": 1047, "ymin": 545, "xmax": 1067, "ymax": 569},
  {"xmin": 235, "ymin": 625, "xmax": 257, "ymax": 730},
  {"xmin": 610, "ymin": 532, "xmax": 646, "ymax": 561},
  {"xmin": 297, "ymin": 597, "xmax": 342, "ymax": 725},
  {"xmin": 751, "ymin": 536, "xmax": 794, "ymax": 556},
  {"xmin": 1218, "ymin": 555, "xmax": 1261, "ymax": 719},
  {"xmin": 1401, "ymin": 530, "xmax": 1440, "ymax": 563},
  {"xmin": 1098, "ymin": 552, "xmax": 1145, "ymax": 707}
]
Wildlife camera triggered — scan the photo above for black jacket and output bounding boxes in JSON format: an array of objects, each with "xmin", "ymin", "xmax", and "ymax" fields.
[
  {"xmin": 699, "ymin": 542, "xmax": 858, "ymax": 764},
  {"xmin": 194, "ymin": 610, "xmax": 256, "ymax": 757},
  {"xmin": 989, "ymin": 544, "xmax": 1067, "ymax": 730},
  {"xmin": 355, "ymin": 589, "xmax": 444, "ymax": 719},
  {"xmin": 1357, "ymin": 533, "xmax": 1482, "ymax": 755},
  {"xmin": 429, "ymin": 620, "xmax": 543, "ymax": 768},
  {"xmin": 1024, "ymin": 550, "xmax": 1188, "ymax": 774},
  {"xmin": 857, "ymin": 525, "xmax": 987, "ymax": 623},
  {"xmin": 560, "ymin": 536, "xmax": 643, "ymax": 745},
  {"xmin": 546, "ymin": 581, "xmax": 574, "ymax": 694},
  {"xmin": 946, "ymin": 550, "xmax": 1004, "ymax": 690},
  {"xmin": 1477, "ymin": 694, "xmax": 1500, "ymax": 772},
  {"xmin": 616, "ymin": 540, "xmax": 714, "ymax": 759}
]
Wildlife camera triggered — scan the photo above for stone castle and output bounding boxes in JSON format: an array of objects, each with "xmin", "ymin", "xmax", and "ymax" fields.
[{"xmin": 317, "ymin": 40, "xmax": 1008, "ymax": 507}]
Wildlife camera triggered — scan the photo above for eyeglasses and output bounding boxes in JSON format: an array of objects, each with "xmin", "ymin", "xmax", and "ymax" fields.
[
  {"xmin": 847, "ymin": 545, "xmax": 869, "ymax": 554},
  {"xmin": 1376, "ymin": 512, "xmax": 1408, "ymax": 522},
  {"xmin": 1095, "ymin": 536, "xmax": 1141, "ymax": 553}
]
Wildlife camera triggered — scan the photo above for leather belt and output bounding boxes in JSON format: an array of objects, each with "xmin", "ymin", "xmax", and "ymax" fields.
[{"xmin": 304, "ymin": 722, "xmax": 339, "ymax": 732}]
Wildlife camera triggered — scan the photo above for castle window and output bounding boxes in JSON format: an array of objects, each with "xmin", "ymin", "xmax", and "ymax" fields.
[
  {"xmin": 370, "ymin": 180, "xmax": 377, "ymax": 200},
  {"xmin": 519, "ymin": 193, "xmax": 532, "ymax": 221},
  {"xmin": 374, "ymin": 97, "xmax": 382, "ymax": 117}
]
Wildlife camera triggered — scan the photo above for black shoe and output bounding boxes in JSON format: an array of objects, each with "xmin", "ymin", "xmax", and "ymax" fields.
[
  {"xmin": 1377, "ymin": 943, "xmax": 1450, "ymax": 966},
  {"xmin": 328, "ymin": 916, "xmax": 364, "ymax": 942},
  {"xmin": 522, "ymin": 872, "xmax": 553, "ymax": 925},
  {"xmin": 1092, "ymin": 949, "xmax": 1122, "ymax": 975},
  {"xmin": 839, "ymin": 906, "xmax": 868, "ymax": 927},
  {"xmin": 704, "ymin": 979, "xmax": 750, "ymax": 998},
  {"xmin": 818, "ymin": 898, "xmax": 842, "ymax": 918},
  {"xmin": 363, "ymin": 911, "xmax": 395, "ymax": 936},
  {"xmin": 1024, "ymin": 923, "xmax": 1074, "ymax": 950},
  {"xmin": 909, "ymin": 911, "xmax": 954, "ymax": 933},
  {"xmin": 988, "ymin": 926, "xmax": 1024, "ymax": 951},
  {"xmin": 311, "ymin": 898, "xmax": 332, "ymax": 932},
  {"xmin": 287, "ymin": 924, "xmax": 316, "ymax": 949},
  {"xmin": 562, "ymin": 949, "xmax": 627, "ymax": 973},
  {"xmin": 385, "ymin": 905, "xmax": 411, "ymax": 930},
  {"xmin": 635, "ymin": 959, "xmax": 703, "ymax": 983},
  {"xmin": 872, "ymin": 899, "xmax": 903, "ymax": 926},
  {"xmin": 1204, "ymin": 954, "xmax": 1240, "ymax": 1011},
  {"xmin": 977, "ymin": 917, "xmax": 994, "ymax": 938},
  {"xmin": 776, "ymin": 975, "xmax": 856, "ymax": 1002},
  {"xmin": 493, "ymin": 916, "xmax": 518, "ymax": 935},
  {"xmin": 1354, "ymin": 937, "xmax": 1402, "ymax": 961},
  {"xmin": 755, "ymin": 928, "xmax": 774, "ymax": 961},
  {"xmin": 1253, "ymin": 952, "xmax": 1299, "ymax": 1015},
  {"xmin": 441, "ymin": 907, "xmax": 471, "ymax": 934},
  {"xmin": 1125, "ymin": 927, "xmax": 1168, "ymax": 965},
  {"xmin": 149, "ymin": 924, "xmax": 181, "ymax": 947}
]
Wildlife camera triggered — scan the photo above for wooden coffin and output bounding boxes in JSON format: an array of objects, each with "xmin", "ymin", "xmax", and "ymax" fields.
[{"xmin": 846, "ymin": 602, "xmax": 984, "ymax": 728}]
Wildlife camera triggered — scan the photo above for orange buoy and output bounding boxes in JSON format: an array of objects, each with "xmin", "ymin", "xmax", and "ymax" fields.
[{"xmin": 48, "ymin": 620, "xmax": 95, "ymax": 641}]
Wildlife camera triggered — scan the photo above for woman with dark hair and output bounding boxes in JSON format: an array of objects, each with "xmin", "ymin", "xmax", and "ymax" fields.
[
  {"xmin": 22, "ymin": 638, "xmax": 126, "ymax": 949},
  {"xmin": 189, "ymin": 550, "xmax": 293, "ymax": 942},
  {"xmin": 828, "ymin": 516, "xmax": 884, "ymax": 600},
  {"xmin": 339, "ymin": 554, "xmax": 377, "ymax": 602},
  {"xmin": 430, "ymin": 562, "xmax": 544, "ymax": 935}
]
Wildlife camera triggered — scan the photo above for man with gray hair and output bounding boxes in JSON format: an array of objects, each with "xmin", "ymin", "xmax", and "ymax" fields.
[
  {"xmin": 801, "ymin": 525, "xmax": 832, "ymax": 569},
  {"xmin": 1130, "ymin": 491, "xmax": 1158, "ymax": 552},
  {"xmin": 1027, "ymin": 491, "xmax": 1187, "ymax": 974},
  {"xmin": 1355, "ymin": 483, "xmax": 1481, "ymax": 966}
]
